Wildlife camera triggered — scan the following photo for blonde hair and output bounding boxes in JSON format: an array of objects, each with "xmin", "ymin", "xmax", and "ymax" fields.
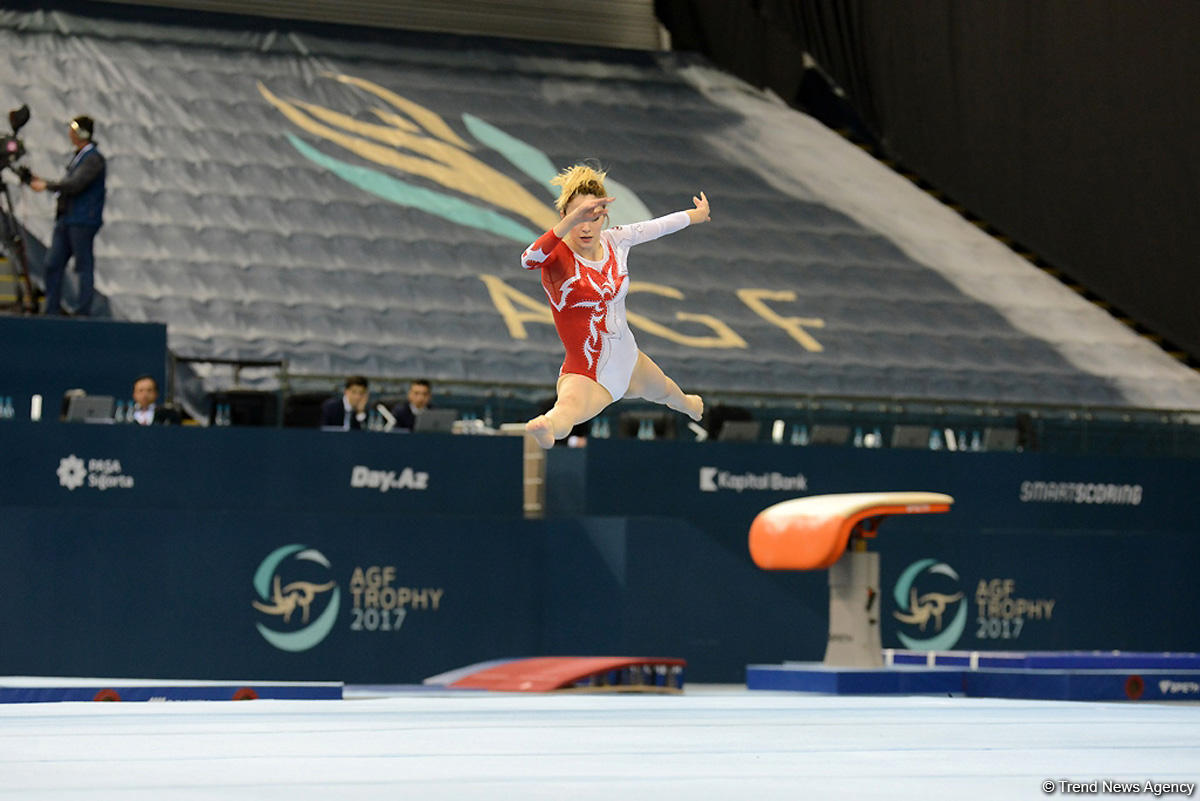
[{"xmin": 551, "ymin": 163, "xmax": 608, "ymax": 216}]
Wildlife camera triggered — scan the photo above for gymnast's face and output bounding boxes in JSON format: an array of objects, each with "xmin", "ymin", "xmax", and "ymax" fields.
[{"xmin": 563, "ymin": 193, "xmax": 608, "ymax": 255}]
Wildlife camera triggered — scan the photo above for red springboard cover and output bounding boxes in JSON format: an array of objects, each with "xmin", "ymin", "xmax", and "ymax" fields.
[{"xmin": 449, "ymin": 656, "xmax": 685, "ymax": 692}]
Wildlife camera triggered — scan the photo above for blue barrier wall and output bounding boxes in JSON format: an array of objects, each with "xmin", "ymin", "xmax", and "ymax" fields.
[
  {"xmin": 539, "ymin": 514, "xmax": 1200, "ymax": 680},
  {"xmin": 551, "ymin": 439, "xmax": 1194, "ymax": 544},
  {"xmin": 0, "ymin": 506, "xmax": 543, "ymax": 682},
  {"xmin": 1, "ymin": 423, "xmax": 1197, "ymax": 683},
  {"xmin": 546, "ymin": 440, "xmax": 1200, "ymax": 670},
  {"xmin": 540, "ymin": 516, "xmax": 826, "ymax": 682},
  {"xmin": 0, "ymin": 421, "xmax": 522, "ymax": 514},
  {"xmin": 0, "ymin": 421, "xmax": 525, "ymax": 682},
  {"xmin": 0, "ymin": 503, "xmax": 815, "ymax": 683},
  {"xmin": 0, "ymin": 318, "xmax": 168, "ymax": 416},
  {"xmin": 2, "ymin": 503, "xmax": 1193, "ymax": 684}
]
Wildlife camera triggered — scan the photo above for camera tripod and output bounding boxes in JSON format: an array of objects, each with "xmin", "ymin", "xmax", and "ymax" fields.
[{"xmin": 0, "ymin": 171, "xmax": 37, "ymax": 314}]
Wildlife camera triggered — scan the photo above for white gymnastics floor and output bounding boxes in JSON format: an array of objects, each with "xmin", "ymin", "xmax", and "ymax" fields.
[{"xmin": 1, "ymin": 686, "xmax": 1197, "ymax": 800}]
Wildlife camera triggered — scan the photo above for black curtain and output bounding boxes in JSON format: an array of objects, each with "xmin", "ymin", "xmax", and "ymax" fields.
[{"xmin": 657, "ymin": 0, "xmax": 1200, "ymax": 362}]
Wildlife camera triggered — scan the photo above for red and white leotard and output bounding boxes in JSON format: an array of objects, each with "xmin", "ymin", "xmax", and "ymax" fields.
[{"xmin": 522, "ymin": 211, "xmax": 690, "ymax": 399}]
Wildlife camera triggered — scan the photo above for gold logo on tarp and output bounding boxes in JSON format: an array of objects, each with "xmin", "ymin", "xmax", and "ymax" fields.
[
  {"xmin": 892, "ymin": 589, "xmax": 964, "ymax": 632},
  {"xmin": 257, "ymin": 73, "xmax": 557, "ymax": 233},
  {"xmin": 252, "ymin": 574, "xmax": 336, "ymax": 624},
  {"xmin": 258, "ymin": 73, "xmax": 828, "ymax": 354}
]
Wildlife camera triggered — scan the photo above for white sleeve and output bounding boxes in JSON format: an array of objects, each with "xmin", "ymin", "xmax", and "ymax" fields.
[{"xmin": 606, "ymin": 211, "xmax": 691, "ymax": 249}]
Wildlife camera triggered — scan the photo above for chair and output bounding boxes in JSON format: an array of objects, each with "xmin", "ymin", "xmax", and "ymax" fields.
[
  {"xmin": 209, "ymin": 390, "xmax": 279, "ymax": 427},
  {"xmin": 283, "ymin": 391, "xmax": 330, "ymax": 428}
]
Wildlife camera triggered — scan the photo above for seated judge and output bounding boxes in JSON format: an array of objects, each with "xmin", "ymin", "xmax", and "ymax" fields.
[
  {"xmin": 320, "ymin": 375, "xmax": 370, "ymax": 430},
  {"xmin": 130, "ymin": 374, "xmax": 180, "ymax": 425},
  {"xmin": 390, "ymin": 379, "xmax": 432, "ymax": 431}
]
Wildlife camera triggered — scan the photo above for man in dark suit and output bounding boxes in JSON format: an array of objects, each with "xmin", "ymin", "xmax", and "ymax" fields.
[
  {"xmin": 30, "ymin": 115, "xmax": 106, "ymax": 316},
  {"xmin": 129, "ymin": 374, "xmax": 181, "ymax": 425},
  {"xmin": 390, "ymin": 379, "xmax": 432, "ymax": 431},
  {"xmin": 320, "ymin": 375, "xmax": 370, "ymax": 430}
]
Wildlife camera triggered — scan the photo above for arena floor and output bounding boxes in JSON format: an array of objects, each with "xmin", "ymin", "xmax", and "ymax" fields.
[{"xmin": 2, "ymin": 685, "xmax": 1197, "ymax": 800}]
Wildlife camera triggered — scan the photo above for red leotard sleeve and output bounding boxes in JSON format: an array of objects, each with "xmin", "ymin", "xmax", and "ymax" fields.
[{"xmin": 521, "ymin": 230, "xmax": 567, "ymax": 272}]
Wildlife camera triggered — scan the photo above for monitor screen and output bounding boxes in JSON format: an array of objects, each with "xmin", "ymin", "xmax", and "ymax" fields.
[
  {"xmin": 65, "ymin": 394, "xmax": 114, "ymax": 423},
  {"xmin": 413, "ymin": 408, "xmax": 458, "ymax": 433}
]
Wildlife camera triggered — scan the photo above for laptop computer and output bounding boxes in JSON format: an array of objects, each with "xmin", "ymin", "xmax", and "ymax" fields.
[
  {"xmin": 717, "ymin": 420, "xmax": 761, "ymax": 442},
  {"xmin": 412, "ymin": 408, "xmax": 458, "ymax": 433},
  {"xmin": 809, "ymin": 424, "xmax": 850, "ymax": 446},
  {"xmin": 65, "ymin": 394, "xmax": 115, "ymax": 423},
  {"xmin": 983, "ymin": 427, "xmax": 1019, "ymax": 451},
  {"xmin": 891, "ymin": 425, "xmax": 931, "ymax": 449}
]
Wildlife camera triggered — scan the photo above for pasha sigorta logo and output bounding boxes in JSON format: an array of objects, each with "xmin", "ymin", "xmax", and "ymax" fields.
[
  {"xmin": 252, "ymin": 544, "xmax": 340, "ymax": 652},
  {"xmin": 57, "ymin": 455, "xmax": 87, "ymax": 490},
  {"xmin": 892, "ymin": 558, "xmax": 966, "ymax": 650},
  {"xmin": 57, "ymin": 454, "xmax": 134, "ymax": 491}
]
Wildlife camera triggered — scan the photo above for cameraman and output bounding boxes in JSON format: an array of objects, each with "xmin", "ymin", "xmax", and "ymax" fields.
[{"xmin": 29, "ymin": 115, "xmax": 105, "ymax": 316}]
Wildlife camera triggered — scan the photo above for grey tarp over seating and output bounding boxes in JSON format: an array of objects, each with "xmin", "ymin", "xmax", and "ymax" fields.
[{"xmin": 3, "ymin": 6, "xmax": 1199, "ymax": 410}]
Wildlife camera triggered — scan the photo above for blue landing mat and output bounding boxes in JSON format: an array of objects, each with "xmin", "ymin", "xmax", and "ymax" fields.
[
  {"xmin": 964, "ymin": 669, "xmax": 1200, "ymax": 702},
  {"xmin": 0, "ymin": 678, "xmax": 343, "ymax": 703},
  {"xmin": 749, "ymin": 650, "xmax": 1200, "ymax": 701},
  {"xmin": 747, "ymin": 664, "xmax": 965, "ymax": 695},
  {"xmin": 884, "ymin": 649, "xmax": 1200, "ymax": 670}
]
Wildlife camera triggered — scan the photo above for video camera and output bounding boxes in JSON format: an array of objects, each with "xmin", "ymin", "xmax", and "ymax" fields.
[{"xmin": 1, "ymin": 105, "xmax": 32, "ymax": 183}]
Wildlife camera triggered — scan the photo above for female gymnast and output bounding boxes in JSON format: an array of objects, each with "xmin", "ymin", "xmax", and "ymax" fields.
[{"xmin": 522, "ymin": 164, "xmax": 708, "ymax": 449}]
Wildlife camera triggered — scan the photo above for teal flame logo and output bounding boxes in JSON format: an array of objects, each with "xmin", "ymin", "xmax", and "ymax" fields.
[
  {"xmin": 892, "ymin": 558, "xmax": 967, "ymax": 651},
  {"xmin": 252, "ymin": 544, "xmax": 341, "ymax": 652}
]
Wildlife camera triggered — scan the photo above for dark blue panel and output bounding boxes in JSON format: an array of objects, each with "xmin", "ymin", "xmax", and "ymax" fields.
[
  {"xmin": 960, "ymin": 670, "xmax": 1180, "ymax": 702},
  {"xmin": 0, "ymin": 317, "xmax": 167, "ymax": 420},
  {"xmin": 746, "ymin": 665, "xmax": 965, "ymax": 695},
  {"xmin": 540, "ymin": 516, "xmax": 827, "ymax": 682},
  {"xmin": 2, "ymin": 429, "xmax": 1198, "ymax": 683},
  {"xmin": 0, "ymin": 507, "xmax": 544, "ymax": 683},
  {"xmin": 0, "ymin": 422, "xmax": 522, "ymax": 515},
  {"xmin": 573, "ymin": 439, "xmax": 1195, "ymax": 540},
  {"xmin": 549, "ymin": 439, "xmax": 1200, "ymax": 663},
  {"xmin": 747, "ymin": 664, "xmax": 1200, "ymax": 701},
  {"xmin": 879, "ymin": 528, "xmax": 1200, "ymax": 653},
  {"xmin": 0, "ymin": 684, "xmax": 342, "ymax": 703}
]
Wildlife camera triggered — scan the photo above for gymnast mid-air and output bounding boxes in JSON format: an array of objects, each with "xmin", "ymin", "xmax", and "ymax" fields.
[{"xmin": 522, "ymin": 164, "xmax": 709, "ymax": 449}]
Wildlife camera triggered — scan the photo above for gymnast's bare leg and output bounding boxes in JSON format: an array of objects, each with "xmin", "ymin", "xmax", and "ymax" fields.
[
  {"xmin": 625, "ymin": 351, "xmax": 703, "ymax": 422},
  {"xmin": 525, "ymin": 373, "xmax": 614, "ymax": 449}
]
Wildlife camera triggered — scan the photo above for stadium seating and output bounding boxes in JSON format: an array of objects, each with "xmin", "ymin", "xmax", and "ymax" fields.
[{"xmin": 2, "ymin": 7, "xmax": 1199, "ymax": 413}]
